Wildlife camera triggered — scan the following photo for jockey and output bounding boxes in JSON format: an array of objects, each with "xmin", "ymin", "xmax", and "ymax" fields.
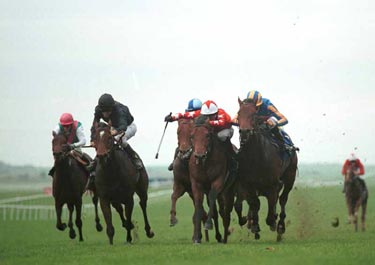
[
  {"xmin": 164, "ymin": 98, "xmax": 202, "ymax": 171},
  {"xmin": 87, "ymin": 93, "xmax": 143, "ymax": 189},
  {"xmin": 341, "ymin": 153, "xmax": 365, "ymax": 193},
  {"xmin": 48, "ymin": 113, "xmax": 87, "ymax": 177},
  {"xmin": 234, "ymin": 90, "xmax": 291, "ymax": 152},
  {"xmin": 200, "ymin": 100, "xmax": 237, "ymax": 177}
]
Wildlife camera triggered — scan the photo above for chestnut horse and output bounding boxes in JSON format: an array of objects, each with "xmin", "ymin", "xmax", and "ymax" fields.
[
  {"xmin": 345, "ymin": 165, "xmax": 368, "ymax": 231},
  {"xmin": 51, "ymin": 132, "xmax": 103, "ymax": 241},
  {"xmin": 189, "ymin": 115, "xmax": 236, "ymax": 243},
  {"xmin": 235, "ymin": 98, "xmax": 298, "ymax": 241},
  {"xmin": 94, "ymin": 122, "xmax": 154, "ymax": 244},
  {"xmin": 170, "ymin": 118, "xmax": 221, "ymax": 242}
]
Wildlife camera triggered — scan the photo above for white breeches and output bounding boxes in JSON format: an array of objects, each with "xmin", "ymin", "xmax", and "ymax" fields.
[
  {"xmin": 114, "ymin": 122, "xmax": 137, "ymax": 147},
  {"xmin": 217, "ymin": 127, "xmax": 234, "ymax": 142}
]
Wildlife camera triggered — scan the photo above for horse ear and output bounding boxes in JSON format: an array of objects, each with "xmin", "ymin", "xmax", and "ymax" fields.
[
  {"xmin": 238, "ymin": 97, "xmax": 242, "ymax": 106},
  {"xmin": 52, "ymin": 131, "xmax": 56, "ymax": 137}
]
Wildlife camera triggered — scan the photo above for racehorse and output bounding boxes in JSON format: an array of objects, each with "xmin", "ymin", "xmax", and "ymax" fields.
[
  {"xmin": 189, "ymin": 115, "xmax": 235, "ymax": 243},
  {"xmin": 51, "ymin": 131, "xmax": 103, "ymax": 241},
  {"xmin": 94, "ymin": 122, "xmax": 154, "ymax": 244},
  {"xmin": 169, "ymin": 118, "xmax": 220, "ymax": 242},
  {"xmin": 345, "ymin": 165, "xmax": 368, "ymax": 231},
  {"xmin": 235, "ymin": 98, "xmax": 298, "ymax": 241}
]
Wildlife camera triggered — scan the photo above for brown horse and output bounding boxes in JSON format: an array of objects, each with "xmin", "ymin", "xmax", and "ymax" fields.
[
  {"xmin": 345, "ymin": 165, "xmax": 368, "ymax": 231},
  {"xmin": 170, "ymin": 118, "xmax": 221, "ymax": 242},
  {"xmin": 94, "ymin": 122, "xmax": 154, "ymax": 244},
  {"xmin": 51, "ymin": 131, "xmax": 103, "ymax": 241},
  {"xmin": 189, "ymin": 115, "xmax": 235, "ymax": 243},
  {"xmin": 235, "ymin": 98, "xmax": 298, "ymax": 241}
]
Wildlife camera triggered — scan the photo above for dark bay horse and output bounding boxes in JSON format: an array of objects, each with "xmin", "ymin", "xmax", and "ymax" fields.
[
  {"xmin": 170, "ymin": 118, "xmax": 219, "ymax": 242},
  {"xmin": 189, "ymin": 115, "xmax": 235, "ymax": 243},
  {"xmin": 235, "ymin": 98, "xmax": 298, "ymax": 241},
  {"xmin": 345, "ymin": 166, "xmax": 368, "ymax": 231},
  {"xmin": 51, "ymin": 131, "xmax": 103, "ymax": 241},
  {"xmin": 94, "ymin": 122, "xmax": 154, "ymax": 244}
]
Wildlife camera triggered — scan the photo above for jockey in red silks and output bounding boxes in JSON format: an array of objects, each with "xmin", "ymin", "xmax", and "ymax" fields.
[
  {"xmin": 199, "ymin": 100, "xmax": 237, "ymax": 178},
  {"xmin": 164, "ymin": 98, "xmax": 202, "ymax": 171},
  {"xmin": 341, "ymin": 153, "xmax": 365, "ymax": 192},
  {"xmin": 48, "ymin": 113, "xmax": 87, "ymax": 177}
]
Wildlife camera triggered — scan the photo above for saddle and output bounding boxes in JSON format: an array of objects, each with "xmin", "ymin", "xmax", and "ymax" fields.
[{"xmin": 70, "ymin": 150, "xmax": 92, "ymax": 166}]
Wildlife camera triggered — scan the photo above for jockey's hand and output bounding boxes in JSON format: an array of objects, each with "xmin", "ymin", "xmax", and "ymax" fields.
[
  {"xmin": 62, "ymin": 144, "xmax": 73, "ymax": 152},
  {"xmin": 164, "ymin": 114, "xmax": 173, "ymax": 122},
  {"xmin": 110, "ymin": 128, "xmax": 118, "ymax": 136},
  {"xmin": 90, "ymin": 141, "xmax": 96, "ymax": 148},
  {"xmin": 266, "ymin": 117, "xmax": 278, "ymax": 129}
]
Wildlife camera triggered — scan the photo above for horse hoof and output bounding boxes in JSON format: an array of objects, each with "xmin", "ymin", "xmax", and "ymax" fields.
[
  {"xmin": 269, "ymin": 224, "xmax": 276, "ymax": 231},
  {"xmin": 170, "ymin": 219, "xmax": 178, "ymax": 227},
  {"xmin": 239, "ymin": 217, "xmax": 247, "ymax": 226},
  {"xmin": 96, "ymin": 223, "xmax": 103, "ymax": 232},
  {"xmin": 57, "ymin": 223, "xmax": 67, "ymax": 231},
  {"xmin": 216, "ymin": 235, "xmax": 222, "ymax": 243},
  {"xmin": 204, "ymin": 222, "xmax": 213, "ymax": 230},
  {"xmin": 255, "ymin": 233, "xmax": 260, "ymax": 240},
  {"xmin": 277, "ymin": 234, "xmax": 282, "ymax": 242},
  {"xmin": 69, "ymin": 229, "xmax": 76, "ymax": 239},
  {"xmin": 147, "ymin": 231, "xmax": 155, "ymax": 238},
  {"xmin": 277, "ymin": 224, "xmax": 285, "ymax": 234},
  {"xmin": 193, "ymin": 240, "xmax": 201, "ymax": 244}
]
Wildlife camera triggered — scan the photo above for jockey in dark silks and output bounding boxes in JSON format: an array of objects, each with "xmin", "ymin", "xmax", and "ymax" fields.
[{"xmin": 86, "ymin": 93, "xmax": 143, "ymax": 190}]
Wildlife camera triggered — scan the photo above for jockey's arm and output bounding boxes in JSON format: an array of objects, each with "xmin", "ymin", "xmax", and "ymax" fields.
[
  {"xmin": 72, "ymin": 124, "xmax": 86, "ymax": 148},
  {"xmin": 267, "ymin": 105, "xmax": 288, "ymax": 126}
]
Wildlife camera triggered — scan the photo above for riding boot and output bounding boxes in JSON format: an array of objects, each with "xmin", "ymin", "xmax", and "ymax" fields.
[
  {"xmin": 124, "ymin": 144, "xmax": 144, "ymax": 170},
  {"xmin": 85, "ymin": 159, "xmax": 97, "ymax": 191},
  {"xmin": 168, "ymin": 147, "xmax": 179, "ymax": 171},
  {"xmin": 48, "ymin": 166, "xmax": 55, "ymax": 178},
  {"xmin": 226, "ymin": 141, "xmax": 238, "ymax": 182},
  {"xmin": 271, "ymin": 127, "xmax": 286, "ymax": 152}
]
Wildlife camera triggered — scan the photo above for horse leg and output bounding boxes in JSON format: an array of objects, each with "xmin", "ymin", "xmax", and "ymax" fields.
[
  {"xmin": 265, "ymin": 190, "xmax": 278, "ymax": 233},
  {"xmin": 124, "ymin": 196, "xmax": 135, "ymax": 243},
  {"xmin": 136, "ymin": 190, "xmax": 155, "ymax": 238},
  {"xmin": 75, "ymin": 201, "xmax": 84, "ymax": 241},
  {"xmin": 92, "ymin": 193, "xmax": 103, "ymax": 232},
  {"xmin": 204, "ymin": 188, "xmax": 218, "ymax": 230},
  {"xmin": 200, "ymin": 193, "xmax": 210, "ymax": 242},
  {"xmin": 277, "ymin": 181, "xmax": 293, "ymax": 241},
  {"xmin": 67, "ymin": 203, "xmax": 76, "ymax": 239},
  {"xmin": 345, "ymin": 196, "xmax": 352, "ymax": 224},
  {"xmin": 111, "ymin": 202, "xmax": 128, "ymax": 229},
  {"xmin": 234, "ymin": 188, "xmax": 247, "ymax": 226},
  {"xmin": 248, "ymin": 195, "xmax": 261, "ymax": 240},
  {"xmin": 99, "ymin": 198, "xmax": 114, "ymax": 245},
  {"xmin": 361, "ymin": 201, "xmax": 367, "ymax": 232},
  {"xmin": 170, "ymin": 182, "xmax": 186, "ymax": 226},
  {"xmin": 213, "ymin": 201, "xmax": 222, "ymax": 243},
  {"xmin": 191, "ymin": 180, "xmax": 204, "ymax": 243},
  {"xmin": 219, "ymin": 191, "xmax": 234, "ymax": 244},
  {"xmin": 55, "ymin": 202, "xmax": 67, "ymax": 231}
]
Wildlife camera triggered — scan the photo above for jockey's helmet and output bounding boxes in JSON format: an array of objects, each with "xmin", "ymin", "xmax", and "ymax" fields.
[
  {"xmin": 59, "ymin": 113, "xmax": 74, "ymax": 126},
  {"xmin": 246, "ymin": 90, "xmax": 263, "ymax": 107},
  {"xmin": 186, "ymin": 98, "xmax": 202, "ymax": 112},
  {"xmin": 201, "ymin": 100, "xmax": 218, "ymax": 115},
  {"xmin": 98, "ymin": 93, "xmax": 115, "ymax": 111},
  {"xmin": 348, "ymin": 153, "xmax": 358, "ymax": 162}
]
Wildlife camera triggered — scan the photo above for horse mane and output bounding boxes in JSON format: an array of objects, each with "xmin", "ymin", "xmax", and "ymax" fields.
[
  {"xmin": 242, "ymin": 98, "xmax": 256, "ymax": 105},
  {"xmin": 195, "ymin": 115, "xmax": 209, "ymax": 126}
]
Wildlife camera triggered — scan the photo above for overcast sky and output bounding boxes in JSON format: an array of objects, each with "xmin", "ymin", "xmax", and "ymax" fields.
[{"xmin": 1, "ymin": 0, "xmax": 375, "ymax": 168}]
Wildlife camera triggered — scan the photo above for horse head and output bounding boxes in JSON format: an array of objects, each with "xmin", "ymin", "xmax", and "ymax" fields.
[
  {"xmin": 177, "ymin": 118, "xmax": 194, "ymax": 160},
  {"xmin": 191, "ymin": 115, "xmax": 214, "ymax": 164},
  {"xmin": 52, "ymin": 131, "xmax": 71, "ymax": 162},
  {"xmin": 237, "ymin": 98, "xmax": 259, "ymax": 147},
  {"xmin": 94, "ymin": 122, "xmax": 115, "ymax": 163}
]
